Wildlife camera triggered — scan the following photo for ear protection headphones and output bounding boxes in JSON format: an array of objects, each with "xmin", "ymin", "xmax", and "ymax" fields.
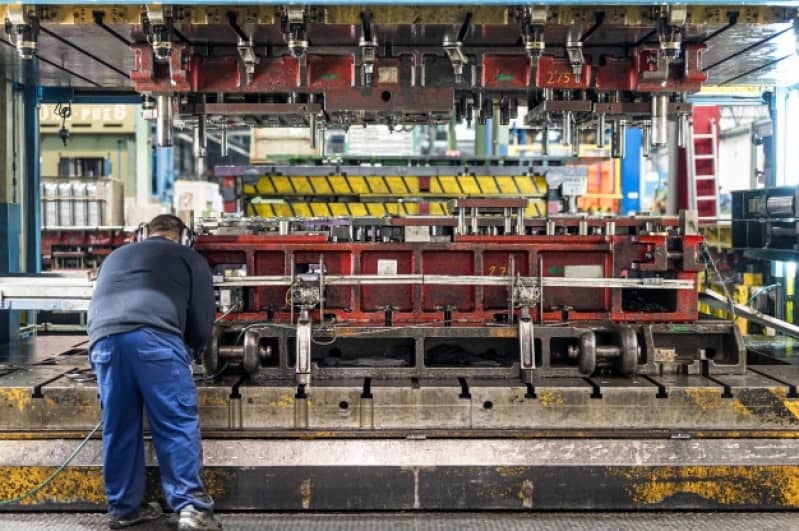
[{"xmin": 134, "ymin": 218, "xmax": 196, "ymax": 248}]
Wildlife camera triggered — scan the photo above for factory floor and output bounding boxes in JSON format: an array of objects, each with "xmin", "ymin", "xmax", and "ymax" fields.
[{"xmin": 1, "ymin": 512, "xmax": 798, "ymax": 530}]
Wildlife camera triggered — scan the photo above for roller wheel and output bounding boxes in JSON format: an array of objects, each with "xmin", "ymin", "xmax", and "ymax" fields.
[
  {"xmin": 578, "ymin": 331, "xmax": 597, "ymax": 375},
  {"xmin": 242, "ymin": 330, "xmax": 260, "ymax": 374},
  {"xmin": 203, "ymin": 330, "xmax": 219, "ymax": 375},
  {"xmin": 617, "ymin": 327, "xmax": 639, "ymax": 377}
]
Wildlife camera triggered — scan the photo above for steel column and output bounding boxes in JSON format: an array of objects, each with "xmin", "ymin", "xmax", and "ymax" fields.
[
  {"xmin": 22, "ymin": 85, "xmax": 40, "ymax": 274},
  {"xmin": 0, "ymin": 204, "xmax": 20, "ymax": 344}
]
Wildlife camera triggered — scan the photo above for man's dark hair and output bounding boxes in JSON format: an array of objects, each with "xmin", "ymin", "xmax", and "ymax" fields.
[{"xmin": 149, "ymin": 214, "xmax": 185, "ymax": 237}]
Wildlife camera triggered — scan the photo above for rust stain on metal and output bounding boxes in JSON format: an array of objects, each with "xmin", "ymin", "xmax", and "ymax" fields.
[
  {"xmin": 608, "ymin": 466, "xmax": 799, "ymax": 507},
  {"xmin": 487, "ymin": 328, "xmax": 517, "ymax": 338},
  {"xmin": 518, "ymin": 479, "xmax": 534, "ymax": 508},
  {"xmin": 496, "ymin": 466, "xmax": 526, "ymax": 478},
  {"xmin": 537, "ymin": 391, "xmax": 565, "ymax": 407},
  {"xmin": 198, "ymin": 392, "xmax": 229, "ymax": 408},
  {"xmin": 732, "ymin": 399, "xmax": 753, "ymax": 418},
  {"xmin": 201, "ymin": 469, "xmax": 232, "ymax": 500},
  {"xmin": 0, "ymin": 389, "xmax": 33, "ymax": 413},
  {"xmin": 299, "ymin": 478, "xmax": 312, "ymax": 509},
  {"xmin": 682, "ymin": 388, "xmax": 724, "ymax": 412},
  {"xmin": 0, "ymin": 466, "xmax": 106, "ymax": 505},
  {"xmin": 269, "ymin": 394, "xmax": 295, "ymax": 408}
]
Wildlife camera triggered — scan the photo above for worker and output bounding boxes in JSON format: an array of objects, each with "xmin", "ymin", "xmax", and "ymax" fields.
[{"xmin": 87, "ymin": 214, "xmax": 222, "ymax": 530}]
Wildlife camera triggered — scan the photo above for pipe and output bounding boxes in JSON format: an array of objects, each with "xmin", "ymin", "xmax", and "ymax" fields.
[
  {"xmin": 155, "ymin": 94, "xmax": 173, "ymax": 147},
  {"xmin": 562, "ymin": 111, "xmax": 573, "ymax": 147},
  {"xmin": 220, "ymin": 127, "xmax": 229, "ymax": 158},
  {"xmin": 611, "ymin": 120, "xmax": 626, "ymax": 159},
  {"xmin": 596, "ymin": 113, "xmax": 606, "ymax": 148},
  {"xmin": 193, "ymin": 115, "xmax": 207, "ymax": 177},
  {"xmin": 651, "ymin": 94, "xmax": 668, "ymax": 146}
]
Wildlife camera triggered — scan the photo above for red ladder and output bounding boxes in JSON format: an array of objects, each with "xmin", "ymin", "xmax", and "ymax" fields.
[{"xmin": 686, "ymin": 117, "xmax": 719, "ymax": 221}]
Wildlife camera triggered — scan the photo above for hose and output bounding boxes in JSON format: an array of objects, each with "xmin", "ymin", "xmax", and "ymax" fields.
[{"xmin": 0, "ymin": 420, "xmax": 103, "ymax": 506}]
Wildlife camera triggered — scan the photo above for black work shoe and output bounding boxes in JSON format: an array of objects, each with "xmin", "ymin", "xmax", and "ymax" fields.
[
  {"xmin": 177, "ymin": 504, "xmax": 223, "ymax": 530},
  {"xmin": 108, "ymin": 501, "xmax": 163, "ymax": 529}
]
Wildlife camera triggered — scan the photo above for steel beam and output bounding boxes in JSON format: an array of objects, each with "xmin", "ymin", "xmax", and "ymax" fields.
[{"xmin": 4, "ymin": 438, "xmax": 799, "ymax": 510}]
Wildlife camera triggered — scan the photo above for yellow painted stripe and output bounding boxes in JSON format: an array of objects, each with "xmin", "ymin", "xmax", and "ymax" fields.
[
  {"xmin": 496, "ymin": 176, "xmax": 518, "ymax": 194},
  {"xmin": 292, "ymin": 203, "xmax": 313, "ymax": 217},
  {"xmin": 348, "ymin": 203, "xmax": 369, "ymax": 217},
  {"xmin": 366, "ymin": 203, "xmax": 385, "ymax": 217},
  {"xmin": 437, "ymin": 176, "xmax": 461, "ymax": 194},
  {"xmin": 310, "ymin": 202, "xmax": 332, "ymax": 217},
  {"xmin": 429, "ymin": 202, "xmax": 447, "ymax": 215},
  {"xmin": 348, "ymin": 176, "xmax": 370, "ymax": 194},
  {"xmin": 402, "ymin": 176, "xmax": 420, "ymax": 194},
  {"xmin": 271, "ymin": 176, "xmax": 294, "ymax": 195},
  {"xmin": 329, "ymin": 203, "xmax": 350, "ymax": 217},
  {"xmin": 532, "ymin": 175, "xmax": 547, "ymax": 194},
  {"xmin": 475, "ymin": 176, "xmax": 499, "ymax": 194},
  {"xmin": 515, "ymin": 176, "xmax": 538, "ymax": 195},
  {"xmin": 366, "ymin": 176, "xmax": 388, "ymax": 194},
  {"xmin": 293, "ymin": 176, "xmax": 313, "ymax": 194},
  {"xmin": 459, "ymin": 175, "xmax": 481, "ymax": 195},
  {"xmin": 328, "ymin": 175, "xmax": 354, "ymax": 195},
  {"xmin": 309, "ymin": 176, "xmax": 333, "ymax": 195},
  {"xmin": 385, "ymin": 176, "xmax": 408, "ymax": 194},
  {"xmin": 254, "ymin": 177, "xmax": 276, "ymax": 195}
]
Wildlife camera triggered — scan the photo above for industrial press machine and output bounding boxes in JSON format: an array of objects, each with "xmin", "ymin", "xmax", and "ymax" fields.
[{"xmin": 3, "ymin": 2, "xmax": 799, "ymax": 511}]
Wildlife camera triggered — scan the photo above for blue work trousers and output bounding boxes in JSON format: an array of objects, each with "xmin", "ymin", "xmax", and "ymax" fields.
[{"xmin": 90, "ymin": 327, "xmax": 213, "ymax": 519}]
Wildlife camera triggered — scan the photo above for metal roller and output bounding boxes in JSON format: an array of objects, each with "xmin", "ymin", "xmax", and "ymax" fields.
[
  {"xmin": 651, "ymin": 94, "xmax": 668, "ymax": 146},
  {"xmin": 578, "ymin": 331, "xmax": 597, "ymax": 375},
  {"xmin": 617, "ymin": 327, "xmax": 639, "ymax": 376},
  {"xmin": 203, "ymin": 329, "xmax": 220, "ymax": 374},
  {"xmin": 155, "ymin": 94, "xmax": 173, "ymax": 147},
  {"xmin": 766, "ymin": 195, "xmax": 795, "ymax": 217}
]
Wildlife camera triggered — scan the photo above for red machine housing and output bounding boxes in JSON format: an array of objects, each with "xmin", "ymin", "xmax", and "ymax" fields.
[{"xmin": 197, "ymin": 219, "xmax": 702, "ymax": 327}]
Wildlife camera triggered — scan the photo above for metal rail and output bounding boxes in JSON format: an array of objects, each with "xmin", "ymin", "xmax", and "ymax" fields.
[
  {"xmin": 0, "ymin": 274, "xmax": 695, "ymax": 311},
  {"xmin": 701, "ymin": 288, "xmax": 799, "ymax": 339}
]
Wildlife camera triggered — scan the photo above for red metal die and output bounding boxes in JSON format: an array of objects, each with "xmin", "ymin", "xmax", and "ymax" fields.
[
  {"xmin": 190, "ymin": 56, "xmax": 241, "ymax": 92},
  {"xmin": 190, "ymin": 55, "xmax": 300, "ymax": 92},
  {"xmin": 130, "ymin": 43, "xmax": 190, "ymax": 92},
  {"xmin": 634, "ymin": 45, "xmax": 707, "ymax": 92},
  {"xmin": 307, "ymin": 55, "xmax": 355, "ymax": 90},
  {"xmin": 634, "ymin": 234, "xmax": 670, "ymax": 272},
  {"xmin": 535, "ymin": 56, "xmax": 592, "ymax": 90},
  {"xmin": 682, "ymin": 44, "xmax": 708, "ymax": 85},
  {"xmin": 196, "ymin": 230, "xmax": 700, "ymax": 326},
  {"xmin": 594, "ymin": 56, "xmax": 636, "ymax": 91},
  {"xmin": 324, "ymin": 87, "xmax": 454, "ymax": 113},
  {"xmin": 482, "ymin": 55, "xmax": 531, "ymax": 89},
  {"xmin": 373, "ymin": 57, "xmax": 403, "ymax": 86}
]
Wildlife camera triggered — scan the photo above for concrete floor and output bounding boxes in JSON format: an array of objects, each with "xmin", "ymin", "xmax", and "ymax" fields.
[{"xmin": 1, "ymin": 512, "xmax": 799, "ymax": 531}]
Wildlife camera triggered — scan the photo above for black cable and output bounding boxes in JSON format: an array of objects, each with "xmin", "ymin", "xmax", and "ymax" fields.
[
  {"xmin": 457, "ymin": 12, "xmax": 473, "ymax": 43},
  {"xmin": 171, "ymin": 27, "xmax": 193, "ymax": 46},
  {"xmin": 227, "ymin": 12, "xmax": 249, "ymax": 42},
  {"xmin": 718, "ymin": 54, "xmax": 793, "ymax": 86},
  {"xmin": 39, "ymin": 26, "xmax": 130, "ymax": 79},
  {"xmin": 0, "ymin": 36, "xmax": 101, "ymax": 86},
  {"xmin": 698, "ymin": 11, "xmax": 738, "ymax": 44},
  {"xmin": 360, "ymin": 11, "xmax": 373, "ymax": 42},
  {"xmin": 703, "ymin": 26, "xmax": 793, "ymax": 72},
  {"xmin": 92, "ymin": 11, "xmax": 133, "ymax": 46},
  {"xmin": 580, "ymin": 12, "xmax": 605, "ymax": 43}
]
